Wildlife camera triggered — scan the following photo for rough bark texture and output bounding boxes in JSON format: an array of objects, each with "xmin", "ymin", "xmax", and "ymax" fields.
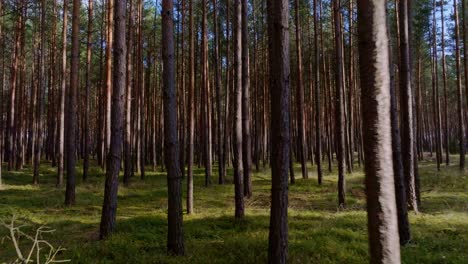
[
  {"xmin": 57, "ymin": 0, "xmax": 67, "ymax": 186},
  {"xmin": 389, "ymin": 42, "xmax": 410, "ymax": 245},
  {"xmin": 267, "ymin": 0, "xmax": 290, "ymax": 262},
  {"xmin": 186, "ymin": 0, "xmax": 194, "ymax": 214},
  {"xmin": 162, "ymin": 0, "xmax": 185, "ymax": 255},
  {"xmin": 242, "ymin": 0, "xmax": 252, "ymax": 197},
  {"xmin": 233, "ymin": 0, "xmax": 245, "ymax": 219},
  {"xmin": 398, "ymin": 0, "xmax": 418, "ymax": 212},
  {"xmin": 65, "ymin": 0, "xmax": 81, "ymax": 206},
  {"xmin": 333, "ymin": 0, "xmax": 346, "ymax": 208},
  {"xmin": 105, "ymin": 0, "xmax": 114, "ymax": 164},
  {"xmin": 357, "ymin": 0, "xmax": 402, "ymax": 262},
  {"xmin": 314, "ymin": 0, "xmax": 322, "ymax": 185},
  {"xmin": 99, "ymin": 0, "xmax": 126, "ymax": 239},
  {"xmin": 124, "ymin": 0, "xmax": 134, "ymax": 185}
]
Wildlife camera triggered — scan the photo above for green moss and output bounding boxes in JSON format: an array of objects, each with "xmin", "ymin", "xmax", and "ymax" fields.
[{"xmin": 0, "ymin": 158, "xmax": 467, "ymax": 263}]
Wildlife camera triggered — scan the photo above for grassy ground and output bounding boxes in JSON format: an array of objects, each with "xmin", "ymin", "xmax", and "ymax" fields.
[{"xmin": 0, "ymin": 156, "xmax": 467, "ymax": 263}]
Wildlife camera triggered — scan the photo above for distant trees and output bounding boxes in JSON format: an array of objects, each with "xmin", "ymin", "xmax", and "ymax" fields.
[{"xmin": 0, "ymin": 0, "xmax": 466, "ymax": 262}]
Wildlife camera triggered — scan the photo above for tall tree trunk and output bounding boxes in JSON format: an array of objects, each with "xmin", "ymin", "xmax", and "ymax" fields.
[
  {"xmin": 333, "ymin": 0, "xmax": 346, "ymax": 208},
  {"xmin": 233, "ymin": 0, "xmax": 245, "ymax": 219},
  {"xmin": 222, "ymin": 0, "xmax": 231, "ymax": 184},
  {"xmin": 357, "ymin": 0, "xmax": 402, "ymax": 262},
  {"xmin": 201, "ymin": 0, "xmax": 212, "ymax": 186},
  {"xmin": 463, "ymin": 0, "xmax": 468, "ymax": 128},
  {"xmin": 179, "ymin": 0, "xmax": 186, "ymax": 180},
  {"xmin": 124, "ymin": 0, "xmax": 134, "ymax": 185},
  {"xmin": 242, "ymin": 0, "xmax": 252, "ymax": 197},
  {"xmin": 105, "ymin": 0, "xmax": 114, "ymax": 168},
  {"xmin": 314, "ymin": 0, "xmax": 322, "ymax": 184},
  {"xmin": 100, "ymin": 0, "xmax": 126, "ymax": 239},
  {"xmin": 0, "ymin": 0, "xmax": 3, "ymax": 185},
  {"xmin": 440, "ymin": 0, "xmax": 450, "ymax": 166},
  {"xmin": 137, "ymin": 0, "xmax": 145, "ymax": 179},
  {"xmin": 453, "ymin": 0, "xmax": 465, "ymax": 170},
  {"xmin": 388, "ymin": 8, "xmax": 410, "ymax": 243},
  {"xmin": 57, "ymin": 0, "xmax": 68, "ymax": 186},
  {"xmin": 33, "ymin": 0, "xmax": 46, "ymax": 184},
  {"xmin": 7, "ymin": 0, "xmax": 24, "ymax": 171},
  {"xmin": 186, "ymin": 0, "xmax": 194, "ymax": 214},
  {"xmin": 84, "ymin": 0, "xmax": 94, "ymax": 181},
  {"xmin": 65, "ymin": 0, "xmax": 81, "ymax": 206},
  {"xmin": 294, "ymin": 0, "xmax": 308, "ymax": 181},
  {"xmin": 431, "ymin": 0, "xmax": 442, "ymax": 171},
  {"xmin": 213, "ymin": 0, "xmax": 224, "ymax": 185},
  {"xmin": 267, "ymin": 0, "xmax": 290, "ymax": 262},
  {"xmin": 162, "ymin": 0, "xmax": 185, "ymax": 255},
  {"xmin": 398, "ymin": 0, "xmax": 418, "ymax": 212}
]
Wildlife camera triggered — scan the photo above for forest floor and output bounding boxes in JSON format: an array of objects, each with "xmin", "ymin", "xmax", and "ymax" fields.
[{"xmin": 0, "ymin": 155, "xmax": 467, "ymax": 263}]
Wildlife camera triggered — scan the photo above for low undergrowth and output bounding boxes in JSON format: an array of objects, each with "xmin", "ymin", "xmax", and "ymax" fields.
[{"xmin": 0, "ymin": 156, "xmax": 466, "ymax": 263}]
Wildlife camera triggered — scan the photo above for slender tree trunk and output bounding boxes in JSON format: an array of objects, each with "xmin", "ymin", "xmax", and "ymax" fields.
[
  {"xmin": 186, "ymin": 0, "xmax": 194, "ymax": 214},
  {"xmin": 137, "ymin": 0, "xmax": 145, "ymax": 179},
  {"xmin": 213, "ymin": 0, "xmax": 224, "ymax": 185},
  {"xmin": 179, "ymin": 0, "xmax": 186, "ymax": 180},
  {"xmin": 222, "ymin": 0, "xmax": 231, "ymax": 184},
  {"xmin": 105, "ymin": 0, "xmax": 114, "ymax": 168},
  {"xmin": 431, "ymin": 0, "xmax": 442, "ymax": 171},
  {"xmin": 162, "ymin": 0, "xmax": 185, "ymax": 255},
  {"xmin": 57, "ymin": 0, "xmax": 68, "ymax": 186},
  {"xmin": 463, "ymin": 0, "xmax": 468, "ymax": 128},
  {"xmin": 7, "ymin": 0, "xmax": 23, "ymax": 171},
  {"xmin": 65, "ymin": 0, "xmax": 81, "ymax": 206},
  {"xmin": 0, "ymin": 0, "xmax": 3, "ymax": 185},
  {"xmin": 440, "ymin": 0, "xmax": 450, "ymax": 166},
  {"xmin": 388, "ymin": 11, "xmax": 410, "ymax": 243},
  {"xmin": 242, "ymin": 0, "xmax": 252, "ymax": 197},
  {"xmin": 267, "ymin": 0, "xmax": 290, "ymax": 262},
  {"xmin": 124, "ymin": 0, "xmax": 134, "ymax": 185},
  {"xmin": 294, "ymin": 0, "xmax": 308, "ymax": 181},
  {"xmin": 314, "ymin": 0, "xmax": 322, "ymax": 184},
  {"xmin": 84, "ymin": 0, "xmax": 94, "ymax": 181},
  {"xmin": 357, "ymin": 0, "xmax": 402, "ymax": 262},
  {"xmin": 100, "ymin": 0, "xmax": 126, "ymax": 238},
  {"xmin": 233, "ymin": 0, "xmax": 245, "ymax": 219},
  {"xmin": 453, "ymin": 0, "xmax": 465, "ymax": 170},
  {"xmin": 33, "ymin": 0, "xmax": 46, "ymax": 184},
  {"xmin": 201, "ymin": 0, "xmax": 212, "ymax": 186},
  {"xmin": 333, "ymin": 0, "xmax": 346, "ymax": 208},
  {"xmin": 398, "ymin": 0, "xmax": 418, "ymax": 212}
]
